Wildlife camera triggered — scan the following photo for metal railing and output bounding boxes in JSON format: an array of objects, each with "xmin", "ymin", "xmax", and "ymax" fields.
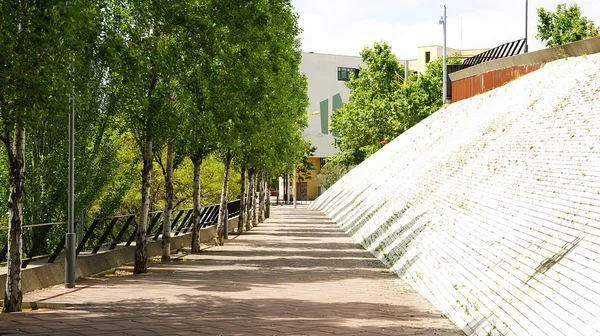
[
  {"xmin": 0, "ymin": 199, "xmax": 241, "ymax": 268},
  {"xmin": 459, "ymin": 38, "xmax": 526, "ymax": 70}
]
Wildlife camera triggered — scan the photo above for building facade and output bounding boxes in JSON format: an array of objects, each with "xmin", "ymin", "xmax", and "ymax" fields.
[
  {"xmin": 289, "ymin": 46, "xmax": 489, "ymax": 201},
  {"xmin": 292, "ymin": 52, "xmax": 364, "ymax": 201}
]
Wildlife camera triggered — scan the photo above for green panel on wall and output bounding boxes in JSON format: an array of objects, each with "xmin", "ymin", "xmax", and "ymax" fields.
[
  {"xmin": 332, "ymin": 93, "xmax": 342, "ymax": 112},
  {"xmin": 320, "ymin": 99, "xmax": 329, "ymax": 135},
  {"xmin": 331, "ymin": 94, "xmax": 342, "ymax": 138}
]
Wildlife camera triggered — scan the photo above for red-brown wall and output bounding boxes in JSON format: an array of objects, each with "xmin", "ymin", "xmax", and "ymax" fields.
[{"xmin": 452, "ymin": 64, "xmax": 545, "ymax": 102}]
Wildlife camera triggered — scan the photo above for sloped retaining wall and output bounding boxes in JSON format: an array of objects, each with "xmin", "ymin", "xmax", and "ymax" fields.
[{"xmin": 312, "ymin": 54, "xmax": 600, "ymax": 335}]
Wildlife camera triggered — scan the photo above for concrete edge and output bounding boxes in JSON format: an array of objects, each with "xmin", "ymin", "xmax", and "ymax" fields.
[
  {"xmin": 0, "ymin": 224, "xmax": 223, "ymax": 300},
  {"xmin": 0, "ymin": 301, "xmax": 93, "ymax": 309}
]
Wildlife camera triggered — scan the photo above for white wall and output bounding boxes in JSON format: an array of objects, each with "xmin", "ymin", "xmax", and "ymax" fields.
[{"xmin": 299, "ymin": 52, "xmax": 363, "ymax": 158}]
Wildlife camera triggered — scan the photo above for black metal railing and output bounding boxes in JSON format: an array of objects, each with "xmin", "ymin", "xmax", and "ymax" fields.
[
  {"xmin": 0, "ymin": 199, "xmax": 241, "ymax": 268},
  {"xmin": 459, "ymin": 38, "xmax": 526, "ymax": 70}
]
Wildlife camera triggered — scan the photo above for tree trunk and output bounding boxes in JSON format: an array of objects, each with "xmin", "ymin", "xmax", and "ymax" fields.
[
  {"xmin": 161, "ymin": 139, "xmax": 174, "ymax": 262},
  {"xmin": 245, "ymin": 168, "xmax": 253, "ymax": 231},
  {"xmin": 134, "ymin": 133, "xmax": 152, "ymax": 274},
  {"xmin": 191, "ymin": 155, "xmax": 202, "ymax": 253},
  {"xmin": 216, "ymin": 150, "xmax": 233, "ymax": 245},
  {"xmin": 251, "ymin": 170, "xmax": 258, "ymax": 227},
  {"xmin": 258, "ymin": 171, "xmax": 265, "ymax": 223},
  {"xmin": 238, "ymin": 166, "xmax": 246, "ymax": 235},
  {"xmin": 265, "ymin": 176, "xmax": 271, "ymax": 219},
  {"xmin": 3, "ymin": 125, "xmax": 25, "ymax": 313}
]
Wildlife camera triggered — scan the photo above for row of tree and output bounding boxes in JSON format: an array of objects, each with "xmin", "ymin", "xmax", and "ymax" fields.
[{"xmin": 1, "ymin": 0, "xmax": 309, "ymax": 312}]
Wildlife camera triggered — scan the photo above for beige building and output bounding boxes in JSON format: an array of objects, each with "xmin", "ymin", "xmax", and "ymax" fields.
[
  {"xmin": 402, "ymin": 45, "xmax": 489, "ymax": 74},
  {"xmin": 285, "ymin": 45, "xmax": 489, "ymax": 201}
]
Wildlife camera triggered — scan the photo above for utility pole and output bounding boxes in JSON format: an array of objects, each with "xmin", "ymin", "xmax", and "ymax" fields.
[
  {"xmin": 525, "ymin": 0, "xmax": 529, "ymax": 53},
  {"xmin": 65, "ymin": 95, "xmax": 76, "ymax": 288},
  {"xmin": 404, "ymin": 60, "xmax": 409, "ymax": 82},
  {"xmin": 440, "ymin": 0, "xmax": 448, "ymax": 105}
]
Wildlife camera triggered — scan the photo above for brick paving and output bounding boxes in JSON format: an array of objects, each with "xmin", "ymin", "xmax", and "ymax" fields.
[{"xmin": 0, "ymin": 205, "xmax": 462, "ymax": 336}]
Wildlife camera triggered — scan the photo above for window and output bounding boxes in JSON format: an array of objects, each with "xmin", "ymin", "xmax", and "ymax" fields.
[
  {"xmin": 425, "ymin": 51, "xmax": 431, "ymax": 63},
  {"xmin": 337, "ymin": 67, "xmax": 359, "ymax": 81},
  {"xmin": 320, "ymin": 158, "xmax": 326, "ymax": 167}
]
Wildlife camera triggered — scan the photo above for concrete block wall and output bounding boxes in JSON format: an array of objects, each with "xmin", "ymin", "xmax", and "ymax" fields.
[
  {"xmin": 311, "ymin": 54, "xmax": 600, "ymax": 335},
  {"xmin": 0, "ymin": 223, "xmax": 228, "ymax": 300}
]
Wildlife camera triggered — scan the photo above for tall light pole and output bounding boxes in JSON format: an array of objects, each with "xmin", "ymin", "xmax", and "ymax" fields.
[
  {"xmin": 440, "ymin": 0, "xmax": 448, "ymax": 105},
  {"xmin": 65, "ymin": 95, "xmax": 76, "ymax": 288},
  {"xmin": 525, "ymin": 0, "xmax": 529, "ymax": 53}
]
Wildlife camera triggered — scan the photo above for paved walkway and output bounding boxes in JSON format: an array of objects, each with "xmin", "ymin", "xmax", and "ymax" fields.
[{"xmin": 0, "ymin": 206, "xmax": 462, "ymax": 336}]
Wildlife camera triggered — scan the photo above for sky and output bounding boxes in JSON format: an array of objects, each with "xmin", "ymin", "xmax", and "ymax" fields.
[{"xmin": 292, "ymin": 0, "xmax": 600, "ymax": 60}]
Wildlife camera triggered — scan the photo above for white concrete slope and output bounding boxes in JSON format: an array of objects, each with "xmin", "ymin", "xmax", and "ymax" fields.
[{"xmin": 310, "ymin": 54, "xmax": 600, "ymax": 336}]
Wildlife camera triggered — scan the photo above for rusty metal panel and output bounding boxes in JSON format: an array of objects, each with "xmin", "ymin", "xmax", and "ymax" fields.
[{"xmin": 452, "ymin": 64, "xmax": 545, "ymax": 102}]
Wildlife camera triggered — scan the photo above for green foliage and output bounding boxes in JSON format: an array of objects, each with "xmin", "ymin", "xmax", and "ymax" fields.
[
  {"xmin": 120, "ymin": 154, "xmax": 240, "ymax": 213},
  {"xmin": 537, "ymin": 3, "xmax": 599, "ymax": 48},
  {"xmin": 0, "ymin": 0, "xmax": 308, "ymax": 228},
  {"xmin": 331, "ymin": 42, "xmax": 461, "ymax": 166},
  {"xmin": 296, "ymin": 142, "xmax": 316, "ymax": 182},
  {"xmin": 0, "ymin": 0, "xmax": 112, "ymax": 258},
  {"xmin": 105, "ymin": 0, "xmax": 187, "ymax": 148},
  {"xmin": 317, "ymin": 161, "xmax": 349, "ymax": 190},
  {"xmin": 330, "ymin": 42, "xmax": 403, "ymax": 165},
  {"xmin": 0, "ymin": 0, "xmax": 100, "ymax": 130},
  {"xmin": 230, "ymin": 0, "xmax": 309, "ymax": 180},
  {"xmin": 0, "ymin": 0, "xmax": 308, "ymax": 258}
]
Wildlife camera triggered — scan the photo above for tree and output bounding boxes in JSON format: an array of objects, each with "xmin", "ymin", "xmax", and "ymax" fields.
[
  {"xmin": 537, "ymin": 3, "xmax": 599, "ymax": 48},
  {"xmin": 22, "ymin": 20, "xmax": 140, "ymax": 265},
  {"xmin": 400, "ymin": 56, "xmax": 461, "ymax": 126},
  {"xmin": 330, "ymin": 42, "xmax": 405, "ymax": 165},
  {"xmin": 107, "ymin": 0, "xmax": 187, "ymax": 273},
  {"xmin": 160, "ymin": 0, "xmax": 226, "ymax": 253},
  {"xmin": 0, "ymin": 0, "xmax": 100, "ymax": 312},
  {"xmin": 296, "ymin": 142, "xmax": 316, "ymax": 182},
  {"xmin": 331, "ymin": 42, "xmax": 461, "ymax": 167},
  {"xmin": 210, "ymin": 0, "xmax": 309, "ymax": 244},
  {"xmin": 231, "ymin": 0, "xmax": 308, "ymax": 232},
  {"xmin": 0, "ymin": 0, "xmax": 309, "ymax": 309},
  {"xmin": 317, "ymin": 162, "xmax": 348, "ymax": 191},
  {"xmin": 154, "ymin": 137, "xmax": 186, "ymax": 261}
]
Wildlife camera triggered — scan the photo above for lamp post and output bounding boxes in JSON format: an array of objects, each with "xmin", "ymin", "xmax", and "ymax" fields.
[
  {"xmin": 525, "ymin": 0, "xmax": 529, "ymax": 53},
  {"xmin": 440, "ymin": 0, "xmax": 448, "ymax": 105},
  {"xmin": 65, "ymin": 95, "xmax": 76, "ymax": 288}
]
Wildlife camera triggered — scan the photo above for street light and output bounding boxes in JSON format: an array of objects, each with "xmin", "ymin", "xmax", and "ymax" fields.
[
  {"xmin": 525, "ymin": 0, "xmax": 529, "ymax": 53},
  {"xmin": 65, "ymin": 95, "xmax": 76, "ymax": 288},
  {"xmin": 439, "ymin": 0, "xmax": 448, "ymax": 105}
]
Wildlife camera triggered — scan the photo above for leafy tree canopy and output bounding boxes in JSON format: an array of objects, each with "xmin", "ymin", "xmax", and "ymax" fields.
[
  {"xmin": 330, "ymin": 42, "xmax": 461, "ymax": 166},
  {"xmin": 536, "ymin": 3, "xmax": 599, "ymax": 48}
]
